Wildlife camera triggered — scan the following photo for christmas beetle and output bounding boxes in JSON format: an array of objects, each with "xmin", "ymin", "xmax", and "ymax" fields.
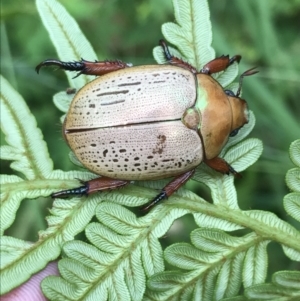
[{"xmin": 36, "ymin": 40, "xmax": 257, "ymax": 210}]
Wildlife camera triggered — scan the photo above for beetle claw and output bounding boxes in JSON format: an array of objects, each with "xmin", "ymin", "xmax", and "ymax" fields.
[
  {"xmin": 72, "ymin": 72, "xmax": 83, "ymax": 79},
  {"xmin": 51, "ymin": 185, "xmax": 88, "ymax": 198},
  {"xmin": 140, "ymin": 191, "xmax": 167, "ymax": 212},
  {"xmin": 35, "ymin": 59, "xmax": 66, "ymax": 74},
  {"xmin": 75, "ymin": 178, "xmax": 86, "ymax": 185},
  {"xmin": 35, "ymin": 62, "xmax": 46, "ymax": 74},
  {"xmin": 228, "ymin": 165, "xmax": 242, "ymax": 178}
]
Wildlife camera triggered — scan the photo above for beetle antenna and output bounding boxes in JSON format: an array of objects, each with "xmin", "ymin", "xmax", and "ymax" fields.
[{"xmin": 236, "ymin": 67, "xmax": 258, "ymax": 97}]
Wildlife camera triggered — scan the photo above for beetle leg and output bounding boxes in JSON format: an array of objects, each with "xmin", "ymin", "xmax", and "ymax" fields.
[
  {"xmin": 204, "ymin": 157, "xmax": 241, "ymax": 177},
  {"xmin": 159, "ymin": 39, "xmax": 198, "ymax": 74},
  {"xmin": 36, "ymin": 59, "xmax": 132, "ymax": 78},
  {"xmin": 51, "ymin": 177, "xmax": 129, "ymax": 198},
  {"xmin": 141, "ymin": 170, "xmax": 195, "ymax": 212},
  {"xmin": 200, "ymin": 55, "xmax": 241, "ymax": 75}
]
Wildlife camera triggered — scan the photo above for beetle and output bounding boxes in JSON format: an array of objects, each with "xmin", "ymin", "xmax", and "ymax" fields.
[{"xmin": 36, "ymin": 40, "xmax": 257, "ymax": 210}]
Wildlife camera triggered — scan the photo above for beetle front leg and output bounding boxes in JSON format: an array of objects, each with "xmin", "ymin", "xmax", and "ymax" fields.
[
  {"xmin": 204, "ymin": 157, "xmax": 241, "ymax": 177},
  {"xmin": 200, "ymin": 55, "xmax": 241, "ymax": 75},
  {"xmin": 51, "ymin": 177, "xmax": 129, "ymax": 198},
  {"xmin": 141, "ymin": 170, "xmax": 195, "ymax": 212},
  {"xmin": 36, "ymin": 59, "xmax": 132, "ymax": 78}
]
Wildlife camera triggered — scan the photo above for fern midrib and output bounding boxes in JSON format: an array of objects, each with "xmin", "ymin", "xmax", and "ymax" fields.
[
  {"xmin": 44, "ymin": 1, "xmax": 90, "ymax": 86},
  {"xmin": 178, "ymin": 200, "xmax": 300, "ymax": 252},
  {"xmin": 72, "ymin": 206, "xmax": 166, "ymax": 300},
  {"xmin": 1, "ymin": 179, "xmax": 79, "ymax": 194},
  {"xmin": 190, "ymin": 0, "xmax": 201, "ymax": 70},
  {"xmin": 1, "ymin": 93, "xmax": 46, "ymax": 179}
]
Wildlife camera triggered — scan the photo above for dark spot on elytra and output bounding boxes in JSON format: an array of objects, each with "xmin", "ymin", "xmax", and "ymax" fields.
[
  {"xmin": 103, "ymin": 149, "xmax": 108, "ymax": 157},
  {"xmin": 118, "ymin": 82, "xmax": 141, "ymax": 87},
  {"xmin": 89, "ymin": 104, "xmax": 95, "ymax": 108},
  {"xmin": 152, "ymin": 135, "xmax": 167, "ymax": 154}
]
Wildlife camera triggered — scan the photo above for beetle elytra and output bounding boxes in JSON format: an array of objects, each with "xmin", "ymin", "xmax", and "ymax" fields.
[{"xmin": 36, "ymin": 40, "xmax": 257, "ymax": 210}]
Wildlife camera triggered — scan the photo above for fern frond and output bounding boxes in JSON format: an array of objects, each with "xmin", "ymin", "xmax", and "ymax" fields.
[
  {"xmin": 53, "ymin": 91, "xmax": 74, "ymax": 113},
  {"xmin": 222, "ymin": 271, "xmax": 300, "ymax": 300},
  {"xmin": 0, "ymin": 75, "xmax": 53, "ymax": 180},
  {"xmin": 289, "ymin": 139, "xmax": 300, "ymax": 167},
  {"xmin": 0, "ymin": 75, "xmax": 54, "ymax": 234},
  {"xmin": 284, "ymin": 139, "xmax": 300, "ymax": 223},
  {"xmin": 145, "ymin": 230, "xmax": 269, "ymax": 300},
  {"xmin": 153, "ymin": 0, "xmax": 239, "ymax": 89},
  {"xmin": 36, "ymin": 0, "xmax": 97, "ymax": 88},
  {"xmin": 163, "ymin": 0, "xmax": 215, "ymax": 68},
  {"xmin": 286, "ymin": 168, "xmax": 300, "ymax": 193},
  {"xmin": 41, "ymin": 203, "xmax": 188, "ymax": 301},
  {"xmin": 0, "ymin": 192, "xmax": 102, "ymax": 294},
  {"xmin": 284, "ymin": 193, "xmax": 300, "ymax": 222}
]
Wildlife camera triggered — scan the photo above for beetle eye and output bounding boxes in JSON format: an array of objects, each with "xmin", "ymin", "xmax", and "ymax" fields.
[
  {"xmin": 225, "ymin": 89, "xmax": 235, "ymax": 96},
  {"xmin": 230, "ymin": 128, "xmax": 240, "ymax": 137}
]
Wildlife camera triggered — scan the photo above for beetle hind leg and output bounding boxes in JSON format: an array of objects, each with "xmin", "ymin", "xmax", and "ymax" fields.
[
  {"xmin": 36, "ymin": 59, "xmax": 132, "ymax": 77},
  {"xmin": 141, "ymin": 170, "xmax": 195, "ymax": 212},
  {"xmin": 51, "ymin": 177, "xmax": 129, "ymax": 198}
]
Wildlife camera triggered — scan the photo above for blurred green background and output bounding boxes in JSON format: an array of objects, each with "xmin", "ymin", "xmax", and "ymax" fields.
[{"xmin": 1, "ymin": 0, "xmax": 300, "ymax": 279}]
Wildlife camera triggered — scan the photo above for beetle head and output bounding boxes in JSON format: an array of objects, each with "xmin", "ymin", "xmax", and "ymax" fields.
[
  {"xmin": 196, "ymin": 67, "xmax": 257, "ymax": 160},
  {"xmin": 227, "ymin": 96, "xmax": 249, "ymax": 137},
  {"xmin": 226, "ymin": 67, "xmax": 258, "ymax": 137}
]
